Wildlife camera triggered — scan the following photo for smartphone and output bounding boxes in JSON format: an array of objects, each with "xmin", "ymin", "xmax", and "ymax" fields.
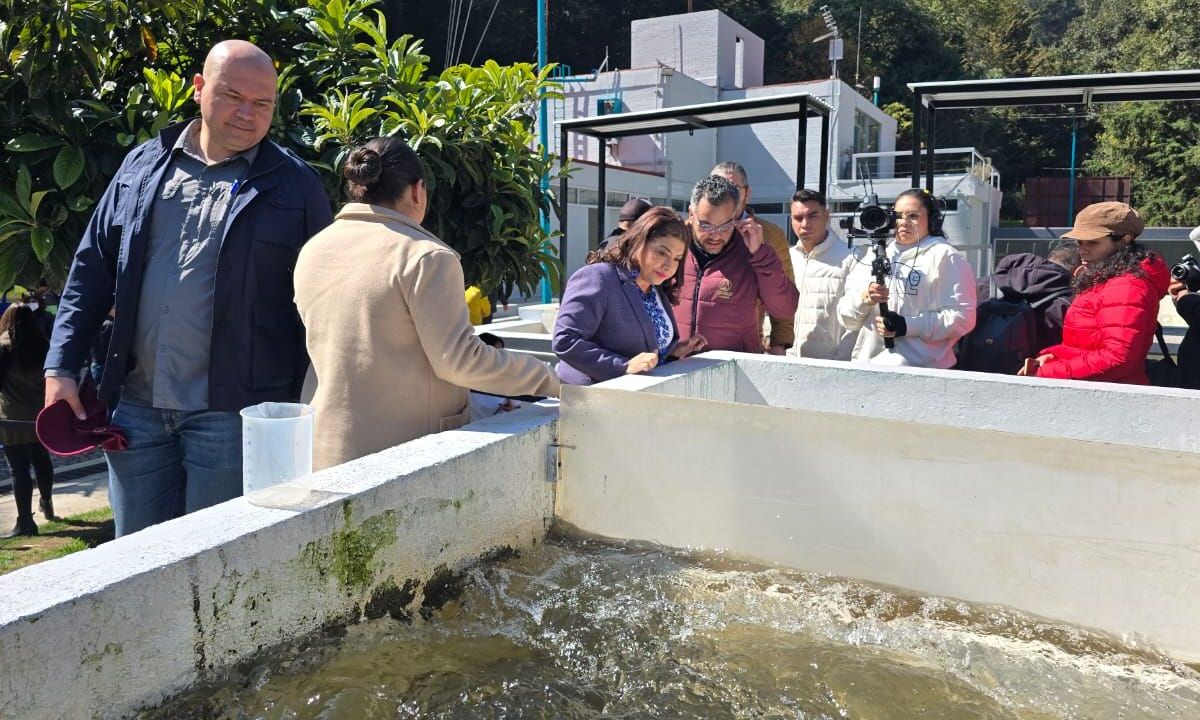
[{"xmin": 1022, "ymin": 357, "xmax": 1038, "ymax": 376}]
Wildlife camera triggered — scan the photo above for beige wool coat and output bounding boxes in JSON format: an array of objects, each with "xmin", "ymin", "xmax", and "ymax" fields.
[{"xmin": 294, "ymin": 203, "xmax": 560, "ymax": 470}]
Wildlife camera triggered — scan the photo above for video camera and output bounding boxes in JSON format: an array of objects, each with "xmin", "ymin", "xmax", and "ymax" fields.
[
  {"xmin": 1171, "ymin": 254, "xmax": 1200, "ymax": 292},
  {"xmin": 838, "ymin": 194, "xmax": 897, "ymax": 349},
  {"xmin": 838, "ymin": 194, "xmax": 896, "ymax": 239}
]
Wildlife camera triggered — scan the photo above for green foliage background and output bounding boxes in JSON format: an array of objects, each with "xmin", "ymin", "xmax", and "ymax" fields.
[
  {"xmin": 3, "ymin": 0, "xmax": 1198, "ymax": 291},
  {"xmin": 0, "ymin": 0, "xmax": 563, "ymax": 293}
]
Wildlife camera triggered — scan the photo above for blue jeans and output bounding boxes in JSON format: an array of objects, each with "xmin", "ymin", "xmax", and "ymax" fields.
[{"xmin": 105, "ymin": 401, "xmax": 242, "ymax": 537}]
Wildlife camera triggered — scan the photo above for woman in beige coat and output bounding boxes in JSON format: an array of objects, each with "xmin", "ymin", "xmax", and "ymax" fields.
[{"xmin": 294, "ymin": 138, "xmax": 560, "ymax": 470}]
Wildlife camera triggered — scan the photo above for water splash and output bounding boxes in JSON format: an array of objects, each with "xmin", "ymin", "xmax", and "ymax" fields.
[{"xmin": 151, "ymin": 536, "xmax": 1200, "ymax": 719}]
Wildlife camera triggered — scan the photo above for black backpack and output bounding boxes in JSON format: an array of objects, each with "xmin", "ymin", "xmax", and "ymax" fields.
[{"xmin": 956, "ymin": 291, "xmax": 1069, "ymax": 374}]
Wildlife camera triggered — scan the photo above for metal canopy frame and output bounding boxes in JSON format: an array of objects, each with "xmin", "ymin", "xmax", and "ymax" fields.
[
  {"xmin": 906, "ymin": 69, "xmax": 1200, "ymax": 191},
  {"xmin": 556, "ymin": 92, "xmax": 832, "ymax": 285}
]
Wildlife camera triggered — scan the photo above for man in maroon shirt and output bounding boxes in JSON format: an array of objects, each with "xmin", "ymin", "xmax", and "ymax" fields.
[{"xmin": 673, "ymin": 174, "xmax": 799, "ymax": 353}]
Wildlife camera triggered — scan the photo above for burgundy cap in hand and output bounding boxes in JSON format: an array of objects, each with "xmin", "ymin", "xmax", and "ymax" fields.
[{"xmin": 36, "ymin": 379, "xmax": 128, "ymax": 456}]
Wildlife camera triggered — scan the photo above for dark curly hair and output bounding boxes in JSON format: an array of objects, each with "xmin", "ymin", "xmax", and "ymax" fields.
[
  {"xmin": 586, "ymin": 206, "xmax": 689, "ymax": 304},
  {"xmin": 1073, "ymin": 240, "xmax": 1159, "ymax": 292}
]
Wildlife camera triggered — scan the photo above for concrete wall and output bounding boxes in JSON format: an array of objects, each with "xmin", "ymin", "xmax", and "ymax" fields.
[
  {"xmin": 0, "ymin": 408, "xmax": 559, "ymax": 719},
  {"xmin": 661, "ymin": 71, "xmax": 720, "ymax": 192},
  {"xmin": 558, "ymin": 68, "xmax": 664, "ymax": 166},
  {"xmin": 632, "ymin": 11, "xmax": 720, "ymax": 86},
  {"xmin": 557, "ymin": 354, "xmax": 1200, "ymax": 662},
  {"xmin": 631, "ymin": 11, "xmax": 764, "ymax": 90},
  {"xmin": 714, "ymin": 12, "xmax": 764, "ymax": 89},
  {"xmin": 717, "ymin": 81, "xmax": 899, "ymax": 202}
]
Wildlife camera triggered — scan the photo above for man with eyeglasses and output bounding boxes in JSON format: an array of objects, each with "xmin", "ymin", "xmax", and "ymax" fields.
[
  {"xmin": 711, "ymin": 161, "xmax": 796, "ymax": 354},
  {"xmin": 674, "ymin": 175, "xmax": 799, "ymax": 353}
]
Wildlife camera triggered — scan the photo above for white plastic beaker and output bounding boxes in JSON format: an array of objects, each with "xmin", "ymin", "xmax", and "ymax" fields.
[{"xmin": 240, "ymin": 402, "xmax": 315, "ymax": 495}]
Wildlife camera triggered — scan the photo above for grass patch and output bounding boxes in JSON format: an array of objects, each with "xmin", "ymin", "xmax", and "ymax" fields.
[{"xmin": 0, "ymin": 506, "xmax": 114, "ymax": 575}]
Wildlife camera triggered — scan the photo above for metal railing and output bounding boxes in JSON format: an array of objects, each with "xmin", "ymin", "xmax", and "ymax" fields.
[{"xmin": 850, "ymin": 147, "xmax": 999, "ymax": 188}]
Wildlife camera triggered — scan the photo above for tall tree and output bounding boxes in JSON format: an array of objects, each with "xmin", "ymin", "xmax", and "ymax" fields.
[{"xmin": 1054, "ymin": 0, "xmax": 1200, "ymax": 225}]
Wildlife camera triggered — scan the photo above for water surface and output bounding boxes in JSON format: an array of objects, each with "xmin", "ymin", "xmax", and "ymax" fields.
[{"xmin": 152, "ymin": 536, "xmax": 1200, "ymax": 719}]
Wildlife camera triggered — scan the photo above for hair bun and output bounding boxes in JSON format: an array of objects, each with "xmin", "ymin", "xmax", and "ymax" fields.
[{"xmin": 344, "ymin": 148, "xmax": 383, "ymax": 186}]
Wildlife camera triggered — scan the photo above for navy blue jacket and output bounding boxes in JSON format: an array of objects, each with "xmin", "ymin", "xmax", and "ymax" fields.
[
  {"xmin": 46, "ymin": 122, "xmax": 333, "ymax": 410},
  {"xmin": 552, "ymin": 262, "xmax": 679, "ymax": 385}
]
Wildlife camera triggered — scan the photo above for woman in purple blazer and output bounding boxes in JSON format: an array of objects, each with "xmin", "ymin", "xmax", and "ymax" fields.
[{"xmin": 554, "ymin": 207, "xmax": 708, "ymax": 385}]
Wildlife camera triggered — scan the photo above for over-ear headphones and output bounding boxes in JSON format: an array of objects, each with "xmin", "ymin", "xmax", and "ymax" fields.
[{"xmin": 917, "ymin": 188, "xmax": 946, "ymax": 236}]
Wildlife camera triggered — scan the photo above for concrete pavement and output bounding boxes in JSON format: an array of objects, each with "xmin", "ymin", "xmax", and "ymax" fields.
[{"xmin": 0, "ymin": 452, "xmax": 109, "ymax": 531}]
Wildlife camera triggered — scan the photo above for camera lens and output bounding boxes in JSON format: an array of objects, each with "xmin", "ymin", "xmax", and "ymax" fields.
[
  {"xmin": 860, "ymin": 206, "xmax": 889, "ymax": 232},
  {"xmin": 1171, "ymin": 264, "xmax": 1189, "ymax": 281}
]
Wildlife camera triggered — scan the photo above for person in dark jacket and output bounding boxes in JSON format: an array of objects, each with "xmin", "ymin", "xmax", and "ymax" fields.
[
  {"xmin": 991, "ymin": 245, "xmax": 1079, "ymax": 350},
  {"xmin": 554, "ymin": 206, "xmax": 707, "ymax": 385},
  {"xmin": 43, "ymin": 40, "xmax": 333, "ymax": 537},
  {"xmin": 1149, "ymin": 276, "xmax": 1200, "ymax": 390},
  {"xmin": 0, "ymin": 304, "xmax": 55, "ymax": 536},
  {"xmin": 599, "ymin": 197, "xmax": 653, "ymax": 254}
]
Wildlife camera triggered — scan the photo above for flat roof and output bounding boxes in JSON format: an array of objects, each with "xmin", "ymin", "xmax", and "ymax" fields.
[
  {"xmin": 556, "ymin": 93, "xmax": 831, "ymax": 139},
  {"xmin": 908, "ymin": 69, "xmax": 1200, "ymax": 110}
]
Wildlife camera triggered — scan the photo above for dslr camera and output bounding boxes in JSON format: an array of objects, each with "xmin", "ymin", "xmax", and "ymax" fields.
[
  {"xmin": 838, "ymin": 194, "xmax": 895, "ymax": 239},
  {"xmin": 1172, "ymin": 255, "xmax": 1200, "ymax": 292}
]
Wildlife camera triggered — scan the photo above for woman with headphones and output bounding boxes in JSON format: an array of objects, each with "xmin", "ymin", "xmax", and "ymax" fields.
[{"xmin": 837, "ymin": 188, "xmax": 978, "ymax": 368}]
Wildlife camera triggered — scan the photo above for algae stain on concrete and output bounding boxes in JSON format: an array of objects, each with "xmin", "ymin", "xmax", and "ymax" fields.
[
  {"xmin": 81, "ymin": 642, "xmax": 124, "ymax": 673},
  {"xmin": 300, "ymin": 502, "xmax": 400, "ymax": 593}
]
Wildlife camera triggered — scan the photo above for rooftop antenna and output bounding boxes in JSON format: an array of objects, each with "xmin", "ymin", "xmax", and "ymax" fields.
[
  {"xmin": 854, "ymin": 6, "xmax": 863, "ymax": 87},
  {"xmin": 813, "ymin": 6, "xmax": 842, "ymax": 80},
  {"xmin": 858, "ymin": 156, "xmax": 877, "ymax": 200}
]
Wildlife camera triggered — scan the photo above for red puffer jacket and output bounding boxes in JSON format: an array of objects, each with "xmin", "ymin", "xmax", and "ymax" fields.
[{"xmin": 1036, "ymin": 254, "xmax": 1170, "ymax": 384}]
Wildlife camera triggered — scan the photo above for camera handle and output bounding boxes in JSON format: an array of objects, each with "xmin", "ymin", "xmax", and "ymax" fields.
[{"xmin": 870, "ymin": 236, "xmax": 895, "ymax": 350}]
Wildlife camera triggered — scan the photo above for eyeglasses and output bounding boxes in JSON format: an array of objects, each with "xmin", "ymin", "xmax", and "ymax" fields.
[{"xmin": 694, "ymin": 217, "xmax": 737, "ymax": 235}]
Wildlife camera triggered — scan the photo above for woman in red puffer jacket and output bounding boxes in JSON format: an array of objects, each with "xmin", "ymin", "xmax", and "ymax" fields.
[{"xmin": 1023, "ymin": 202, "xmax": 1170, "ymax": 384}]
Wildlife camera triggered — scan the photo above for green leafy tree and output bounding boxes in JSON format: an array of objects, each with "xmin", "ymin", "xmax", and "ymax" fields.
[
  {"xmin": 1054, "ymin": 0, "xmax": 1200, "ymax": 225},
  {"xmin": 0, "ymin": 0, "xmax": 563, "ymax": 294}
]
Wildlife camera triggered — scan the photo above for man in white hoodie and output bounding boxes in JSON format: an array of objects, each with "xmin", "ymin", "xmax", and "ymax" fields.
[
  {"xmin": 838, "ymin": 189, "xmax": 977, "ymax": 368},
  {"xmin": 787, "ymin": 189, "xmax": 858, "ymax": 360}
]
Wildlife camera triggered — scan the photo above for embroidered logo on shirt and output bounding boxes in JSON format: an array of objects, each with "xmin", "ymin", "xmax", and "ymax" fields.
[
  {"xmin": 891, "ymin": 262, "xmax": 923, "ymax": 297},
  {"xmin": 714, "ymin": 279, "xmax": 734, "ymax": 300}
]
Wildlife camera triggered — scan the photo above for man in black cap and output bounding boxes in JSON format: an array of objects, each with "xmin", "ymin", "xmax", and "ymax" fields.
[{"xmin": 602, "ymin": 197, "xmax": 653, "ymax": 249}]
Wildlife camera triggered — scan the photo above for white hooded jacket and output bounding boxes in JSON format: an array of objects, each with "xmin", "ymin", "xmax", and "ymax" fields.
[
  {"xmin": 837, "ymin": 234, "xmax": 977, "ymax": 368},
  {"xmin": 788, "ymin": 229, "xmax": 859, "ymax": 360}
]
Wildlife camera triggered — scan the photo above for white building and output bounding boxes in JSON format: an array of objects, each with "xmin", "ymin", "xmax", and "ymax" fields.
[
  {"xmin": 543, "ymin": 9, "xmax": 897, "ymax": 275},
  {"xmin": 542, "ymin": 9, "xmax": 1008, "ymax": 279}
]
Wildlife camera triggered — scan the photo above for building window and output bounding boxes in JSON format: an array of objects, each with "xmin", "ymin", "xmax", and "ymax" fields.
[
  {"xmin": 597, "ymin": 97, "xmax": 622, "ymax": 115},
  {"xmin": 853, "ymin": 110, "xmax": 882, "ymax": 178}
]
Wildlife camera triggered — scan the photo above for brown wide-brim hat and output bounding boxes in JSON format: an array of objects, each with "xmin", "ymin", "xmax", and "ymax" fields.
[{"xmin": 1062, "ymin": 201, "xmax": 1144, "ymax": 241}]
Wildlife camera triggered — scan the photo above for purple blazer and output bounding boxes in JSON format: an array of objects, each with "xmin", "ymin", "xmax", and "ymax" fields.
[{"xmin": 553, "ymin": 262, "xmax": 680, "ymax": 385}]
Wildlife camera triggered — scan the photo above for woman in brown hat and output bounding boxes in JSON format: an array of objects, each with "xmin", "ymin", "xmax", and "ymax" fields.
[{"xmin": 1022, "ymin": 202, "xmax": 1170, "ymax": 384}]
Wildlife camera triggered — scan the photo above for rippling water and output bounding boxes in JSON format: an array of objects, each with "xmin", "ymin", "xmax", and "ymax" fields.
[{"xmin": 152, "ymin": 535, "xmax": 1200, "ymax": 719}]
